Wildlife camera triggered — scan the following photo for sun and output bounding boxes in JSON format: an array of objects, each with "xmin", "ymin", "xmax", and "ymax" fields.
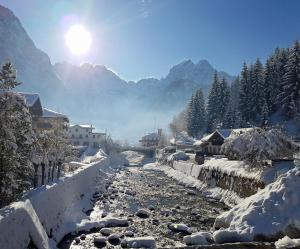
[{"xmin": 65, "ymin": 25, "xmax": 92, "ymax": 55}]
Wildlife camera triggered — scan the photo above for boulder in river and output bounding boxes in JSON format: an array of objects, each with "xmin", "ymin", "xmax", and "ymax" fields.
[
  {"xmin": 124, "ymin": 230, "xmax": 135, "ymax": 237},
  {"xmin": 80, "ymin": 234, "xmax": 86, "ymax": 240},
  {"xmin": 108, "ymin": 233, "xmax": 121, "ymax": 245},
  {"xmin": 74, "ymin": 237, "xmax": 80, "ymax": 244},
  {"xmin": 100, "ymin": 228, "xmax": 113, "ymax": 236},
  {"xmin": 94, "ymin": 237, "xmax": 107, "ymax": 248},
  {"xmin": 168, "ymin": 223, "xmax": 192, "ymax": 235},
  {"xmin": 136, "ymin": 209, "xmax": 150, "ymax": 218}
]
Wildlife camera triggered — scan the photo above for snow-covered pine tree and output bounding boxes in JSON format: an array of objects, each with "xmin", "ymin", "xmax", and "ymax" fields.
[
  {"xmin": 0, "ymin": 62, "xmax": 35, "ymax": 207},
  {"xmin": 0, "ymin": 61, "xmax": 21, "ymax": 91},
  {"xmin": 219, "ymin": 77, "xmax": 230, "ymax": 123},
  {"xmin": 278, "ymin": 40, "xmax": 300, "ymax": 118},
  {"xmin": 239, "ymin": 63, "xmax": 252, "ymax": 125},
  {"xmin": 186, "ymin": 93, "xmax": 196, "ymax": 137},
  {"xmin": 206, "ymin": 72, "xmax": 221, "ymax": 132},
  {"xmin": 252, "ymin": 59, "xmax": 266, "ymax": 116},
  {"xmin": 224, "ymin": 77, "xmax": 241, "ymax": 128},
  {"xmin": 193, "ymin": 88, "xmax": 206, "ymax": 137}
]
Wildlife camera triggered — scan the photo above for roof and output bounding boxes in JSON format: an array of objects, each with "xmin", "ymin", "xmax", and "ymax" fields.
[
  {"xmin": 170, "ymin": 131, "xmax": 195, "ymax": 146},
  {"xmin": 70, "ymin": 124, "xmax": 94, "ymax": 129},
  {"xmin": 42, "ymin": 108, "xmax": 68, "ymax": 119},
  {"xmin": 194, "ymin": 128, "xmax": 257, "ymax": 146},
  {"xmin": 18, "ymin": 92, "xmax": 40, "ymax": 107},
  {"xmin": 141, "ymin": 132, "xmax": 160, "ymax": 140}
]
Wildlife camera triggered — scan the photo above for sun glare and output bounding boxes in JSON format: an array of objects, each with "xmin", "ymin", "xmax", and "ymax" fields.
[{"xmin": 65, "ymin": 25, "xmax": 92, "ymax": 55}]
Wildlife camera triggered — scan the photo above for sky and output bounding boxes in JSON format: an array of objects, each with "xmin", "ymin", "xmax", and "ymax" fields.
[{"xmin": 0, "ymin": 0, "xmax": 299, "ymax": 81}]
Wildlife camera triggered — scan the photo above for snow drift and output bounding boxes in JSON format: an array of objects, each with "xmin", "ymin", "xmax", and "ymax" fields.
[{"xmin": 214, "ymin": 167, "xmax": 300, "ymax": 242}]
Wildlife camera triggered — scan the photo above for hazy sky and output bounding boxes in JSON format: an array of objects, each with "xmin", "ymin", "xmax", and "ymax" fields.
[{"xmin": 0, "ymin": 0, "xmax": 299, "ymax": 81}]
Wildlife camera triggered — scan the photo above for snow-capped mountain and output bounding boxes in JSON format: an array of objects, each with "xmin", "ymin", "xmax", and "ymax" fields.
[
  {"xmin": 0, "ymin": 4, "xmax": 235, "ymax": 141},
  {"xmin": 0, "ymin": 5, "xmax": 61, "ymax": 103}
]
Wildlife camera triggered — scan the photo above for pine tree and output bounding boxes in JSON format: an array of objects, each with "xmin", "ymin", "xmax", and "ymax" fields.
[
  {"xmin": 0, "ymin": 61, "xmax": 21, "ymax": 91},
  {"xmin": 206, "ymin": 72, "xmax": 221, "ymax": 132},
  {"xmin": 239, "ymin": 63, "xmax": 249, "ymax": 125},
  {"xmin": 224, "ymin": 77, "xmax": 241, "ymax": 128},
  {"xmin": 0, "ymin": 62, "xmax": 35, "ymax": 207},
  {"xmin": 193, "ymin": 88, "xmax": 206, "ymax": 136},
  {"xmin": 252, "ymin": 59, "xmax": 265, "ymax": 117},
  {"xmin": 278, "ymin": 40, "xmax": 300, "ymax": 118},
  {"xmin": 219, "ymin": 77, "xmax": 230, "ymax": 122},
  {"xmin": 186, "ymin": 89, "xmax": 206, "ymax": 137}
]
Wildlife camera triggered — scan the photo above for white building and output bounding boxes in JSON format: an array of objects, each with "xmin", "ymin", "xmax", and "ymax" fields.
[
  {"xmin": 139, "ymin": 129, "xmax": 162, "ymax": 147},
  {"xmin": 68, "ymin": 124, "xmax": 106, "ymax": 147}
]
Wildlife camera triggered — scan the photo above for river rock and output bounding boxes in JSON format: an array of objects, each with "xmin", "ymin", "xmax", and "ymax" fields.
[
  {"xmin": 148, "ymin": 205, "xmax": 155, "ymax": 211},
  {"xmin": 168, "ymin": 223, "xmax": 192, "ymax": 235},
  {"xmin": 100, "ymin": 228, "xmax": 113, "ymax": 236},
  {"xmin": 136, "ymin": 209, "xmax": 150, "ymax": 218},
  {"xmin": 80, "ymin": 234, "xmax": 86, "ymax": 240},
  {"xmin": 125, "ymin": 231, "xmax": 135, "ymax": 237},
  {"xmin": 94, "ymin": 237, "xmax": 107, "ymax": 248},
  {"xmin": 108, "ymin": 234, "xmax": 121, "ymax": 245},
  {"xmin": 74, "ymin": 237, "xmax": 80, "ymax": 244}
]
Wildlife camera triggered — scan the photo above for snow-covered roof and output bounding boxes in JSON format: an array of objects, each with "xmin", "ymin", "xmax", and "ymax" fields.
[
  {"xmin": 217, "ymin": 129, "xmax": 232, "ymax": 139},
  {"xmin": 70, "ymin": 124, "xmax": 94, "ymax": 129},
  {"xmin": 18, "ymin": 92, "xmax": 40, "ymax": 107},
  {"xmin": 170, "ymin": 131, "xmax": 195, "ymax": 146},
  {"xmin": 141, "ymin": 132, "xmax": 160, "ymax": 140},
  {"xmin": 42, "ymin": 108, "xmax": 68, "ymax": 119}
]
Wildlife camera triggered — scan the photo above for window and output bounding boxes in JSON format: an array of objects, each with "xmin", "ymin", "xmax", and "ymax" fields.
[
  {"xmin": 71, "ymin": 134, "xmax": 75, "ymax": 138},
  {"xmin": 86, "ymin": 134, "xmax": 88, "ymax": 138},
  {"xmin": 83, "ymin": 141, "xmax": 89, "ymax": 146},
  {"xmin": 79, "ymin": 134, "xmax": 82, "ymax": 139},
  {"xmin": 75, "ymin": 128, "xmax": 78, "ymax": 132},
  {"xmin": 93, "ymin": 135, "xmax": 95, "ymax": 138}
]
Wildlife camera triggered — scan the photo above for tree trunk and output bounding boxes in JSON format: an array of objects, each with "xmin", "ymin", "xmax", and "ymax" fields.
[
  {"xmin": 57, "ymin": 161, "xmax": 62, "ymax": 180},
  {"xmin": 33, "ymin": 163, "xmax": 39, "ymax": 188},
  {"xmin": 41, "ymin": 162, "xmax": 45, "ymax": 185},
  {"xmin": 51, "ymin": 161, "xmax": 55, "ymax": 182},
  {"xmin": 48, "ymin": 161, "xmax": 52, "ymax": 183}
]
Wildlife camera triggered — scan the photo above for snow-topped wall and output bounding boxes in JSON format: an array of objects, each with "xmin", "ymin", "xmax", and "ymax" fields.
[
  {"xmin": 172, "ymin": 158, "xmax": 294, "ymax": 199},
  {"xmin": 0, "ymin": 157, "xmax": 114, "ymax": 249}
]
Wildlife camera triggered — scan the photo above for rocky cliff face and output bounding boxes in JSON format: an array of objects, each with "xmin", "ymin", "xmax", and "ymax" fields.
[{"xmin": 0, "ymin": 5, "xmax": 61, "ymax": 103}]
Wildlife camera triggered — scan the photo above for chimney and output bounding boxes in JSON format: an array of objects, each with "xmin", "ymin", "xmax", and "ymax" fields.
[{"xmin": 158, "ymin": 128, "xmax": 162, "ymax": 137}]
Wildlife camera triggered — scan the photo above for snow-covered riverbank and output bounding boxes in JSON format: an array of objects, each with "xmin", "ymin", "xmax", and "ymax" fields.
[{"xmin": 0, "ymin": 154, "xmax": 124, "ymax": 249}]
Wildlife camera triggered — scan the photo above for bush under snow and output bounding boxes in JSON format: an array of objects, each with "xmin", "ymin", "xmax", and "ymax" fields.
[
  {"xmin": 213, "ymin": 167, "xmax": 300, "ymax": 242},
  {"xmin": 221, "ymin": 128, "xmax": 298, "ymax": 167}
]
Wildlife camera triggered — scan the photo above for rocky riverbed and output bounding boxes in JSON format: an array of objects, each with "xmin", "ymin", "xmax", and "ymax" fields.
[{"xmin": 58, "ymin": 166, "xmax": 229, "ymax": 248}]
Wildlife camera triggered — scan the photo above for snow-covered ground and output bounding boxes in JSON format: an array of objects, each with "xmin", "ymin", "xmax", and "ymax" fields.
[
  {"xmin": 0, "ymin": 150, "xmax": 125, "ymax": 249},
  {"xmin": 121, "ymin": 150, "xmax": 145, "ymax": 166},
  {"xmin": 213, "ymin": 167, "xmax": 300, "ymax": 243}
]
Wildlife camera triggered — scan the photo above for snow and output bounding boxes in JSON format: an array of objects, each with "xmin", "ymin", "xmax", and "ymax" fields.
[
  {"xmin": 170, "ymin": 131, "xmax": 195, "ymax": 146},
  {"xmin": 213, "ymin": 167, "xmax": 300, "ymax": 242},
  {"xmin": 122, "ymin": 150, "xmax": 145, "ymax": 166},
  {"xmin": 80, "ymin": 146, "xmax": 106, "ymax": 164},
  {"xmin": 167, "ymin": 151, "xmax": 189, "ymax": 162},
  {"xmin": 0, "ymin": 153, "xmax": 125, "ymax": 249},
  {"xmin": 275, "ymin": 236, "xmax": 300, "ymax": 249},
  {"xmin": 42, "ymin": 108, "xmax": 67, "ymax": 118},
  {"xmin": 183, "ymin": 231, "xmax": 213, "ymax": 246},
  {"xmin": 69, "ymin": 124, "xmax": 93, "ymax": 129},
  {"xmin": 124, "ymin": 236, "xmax": 156, "ymax": 248},
  {"xmin": 18, "ymin": 92, "xmax": 40, "ymax": 107}
]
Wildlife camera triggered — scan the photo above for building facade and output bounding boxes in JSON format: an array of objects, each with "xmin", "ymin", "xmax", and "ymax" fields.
[
  {"xmin": 68, "ymin": 124, "xmax": 106, "ymax": 147},
  {"xmin": 139, "ymin": 129, "xmax": 162, "ymax": 147}
]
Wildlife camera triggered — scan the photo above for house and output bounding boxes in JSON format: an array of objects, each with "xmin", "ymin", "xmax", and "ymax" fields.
[
  {"xmin": 139, "ymin": 129, "xmax": 162, "ymax": 147},
  {"xmin": 170, "ymin": 131, "xmax": 195, "ymax": 150},
  {"xmin": 194, "ymin": 128, "xmax": 253, "ymax": 155},
  {"xmin": 19, "ymin": 93, "xmax": 69, "ymax": 132},
  {"xmin": 68, "ymin": 124, "xmax": 106, "ymax": 147}
]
